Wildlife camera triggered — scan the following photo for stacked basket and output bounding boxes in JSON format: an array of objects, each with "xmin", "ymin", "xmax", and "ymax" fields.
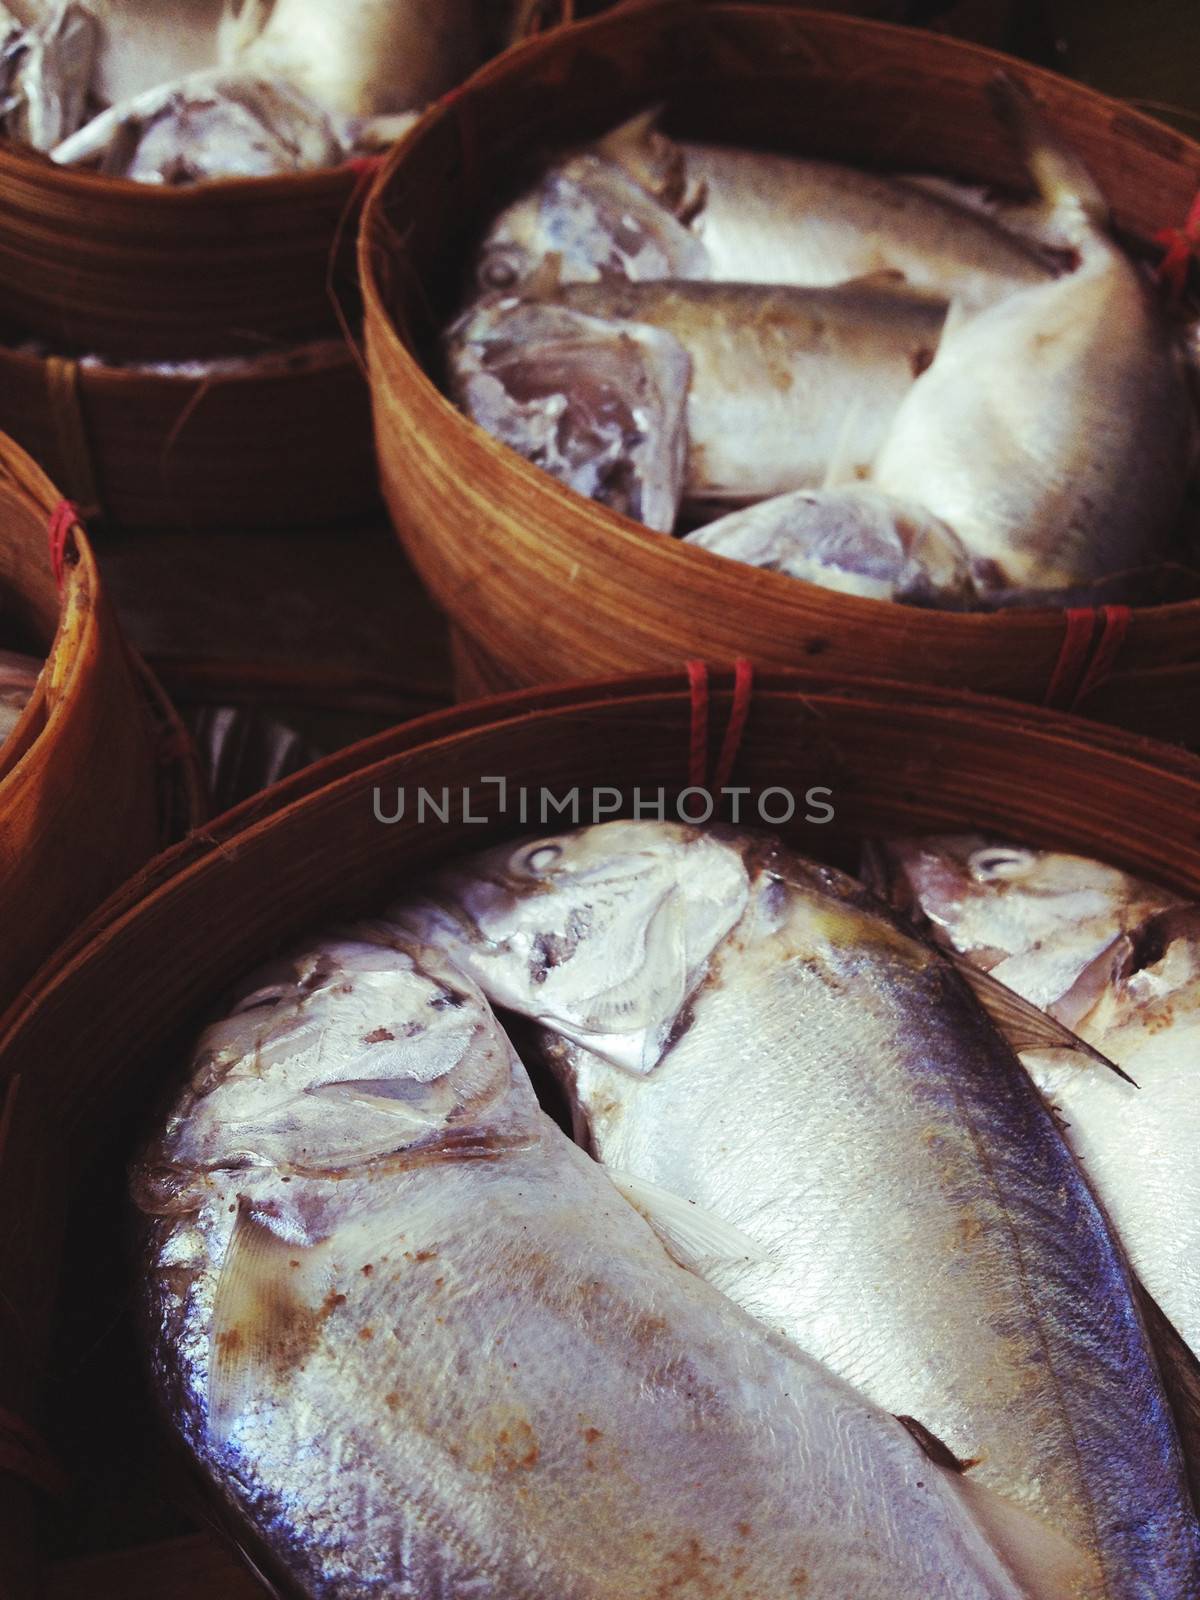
[
  {"xmin": 4, "ymin": 670, "xmax": 1200, "ymax": 1595},
  {"xmin": 0, "ymin": 430, "xmax": 202, "ymax": 1007},
  {"xmin": 362, "ymin": 0, "xmax": 1200, "ymax": 742}
]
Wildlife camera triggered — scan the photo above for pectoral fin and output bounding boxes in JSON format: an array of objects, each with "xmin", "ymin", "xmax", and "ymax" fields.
[
  {"xmin": 306, "ymin": 1077, "xmax": 453, "ymax": 1129},
  {"xmin": 896, "ymin": 1413, "xmax": 1092, "ymax": 1598},
  {"xmin": 207, "ymin": 1201, "xmax": 330, "ymax": 1446},
  {"xmin": 606, "ymin": 1169, "xmax": 771, "ymax": 1269},
  {"xmin": 951, "ymin": 955, "xmax": 1136, "ymax": 1083}
]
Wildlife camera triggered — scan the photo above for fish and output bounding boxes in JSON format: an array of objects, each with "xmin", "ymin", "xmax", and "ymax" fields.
[
  {"xmin": 219, "ymin": 0, "xmax": 481, "ymax": 119},
  {"xmin": 67, "ymin": 0, "xmax": 227, "ymax": 106},
  {"xmin": 0, "ymin": 0, "xmax": 96, "ymax": 150},
  {"xmin": 870, "ymin": 85, "xmax": 1198, "ymax": 594},
  {"xmin": 0, "ymin": 647, "xmax": 39, "ymax": 749},
  {"xmin": 134, "ymin": 929, "xmax": 1048, "ymax": 1600},
  {"xmin": 445, "ymin": 296, "xmax": 691, "ymax": 531},
  {"xmin": 478, "ymin": 109, "xmax": 1057, "ymax": 308},
  {"xmin": 874, "ymin": 835, "xmax": 1200, "ymax": 1359},
  {"xmin": 685, "ymin": 484, "xmax": 977, "ymax": 606},
  {"xmin": 870, "ymin": 834, "xmax": 1183, "ymax": 1017},
  {"xmin": 477, "ymin": 149, "xmax": 710, "ymax": 294},
  {"xmin": 543, "ymin": 277, "xmax": 949, "ymax": 508},
  {"xmin": 397, "ymin": 820, "xmax": 1200, "ymax": 1598},
  {"xmin": 51, "ymin": 67, "xmax": 346, "ymax": 180}
]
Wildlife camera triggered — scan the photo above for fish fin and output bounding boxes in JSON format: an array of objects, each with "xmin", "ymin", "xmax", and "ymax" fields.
[
  {"xmin": 606, "ymin": 1169, "xmax": 771, "ymax": 1267},
  {"xmin": 896, "ymin": 1413, "xmax": 1092, "ymax": 1597},
  {"xmin": 595, "ymin": 106, "xmax": 694, "ymax": 214},
  {"xmin": 955, "ymin": 1477, "xmax": 1095, "ymax": 1600},
  {"xmin": 988, "ymin": 72, "xmax": 1108, "ymax": 230},
  {"xmin": 207, "ymin": 1201, "xmax": 326, "ymax": 1447},
  {"xmin": 1131, "ymin": 1276, "xmax": 1200, "ymax": 1517},
  {"xmin": 950, "ymin": 956, "xmax": 1137, "ymax": 1083}
]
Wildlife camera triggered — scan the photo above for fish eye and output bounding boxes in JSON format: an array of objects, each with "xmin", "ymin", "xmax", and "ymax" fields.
[
  {"xmin": 968, "ymin": 847, "xmax": 1035, "ymax": 884},
  {"xmin": 479, "ymin": 249, "xmax": 522, "ymax": 290},
  {"xmin": 518, "ymin": 842, "xmax": 562, "ymax": 876}
]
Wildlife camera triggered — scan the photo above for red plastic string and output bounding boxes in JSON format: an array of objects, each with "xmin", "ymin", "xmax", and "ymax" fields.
[
  {"xmin": 0, "ymin": 1408, "xmax": 68, "ymax": 1499},
  {"xmin": 47, "ymin": 499, "xmax": 79, "ymax": 590},
  {"xmin": 713, "ymin": 657, "xmax": 754, "ymax": 792},
  {"xmin": 1155, "ymin": 189, "xmax": 1200, "ymax": 301},
  {"xmin": 1073, "ymin": 604, "xmax": 1131, "ymax": 708},
  {"xmin": 1043, "ymin": 608, "xmax": 1097, "ymax": 709},
  {"xmin": 686, "ymin": 659, "xmax": 709, "ymax": 790}
]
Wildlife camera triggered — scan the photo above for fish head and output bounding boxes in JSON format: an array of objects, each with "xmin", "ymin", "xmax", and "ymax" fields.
[
  {"xmin": 877, "ymin": 834, "xmax": 1179, "ymax": 1013},
  {"xmin": 475, "ymin": 154, "xmax": 708, "ymax": 295},
  {"xmin": 396, "ymin": 821, "xmax": 750, "ymax": 1075},
  {"xmin": 138, "ymin": 933, "xmax": 530, "ymax": 1212}
]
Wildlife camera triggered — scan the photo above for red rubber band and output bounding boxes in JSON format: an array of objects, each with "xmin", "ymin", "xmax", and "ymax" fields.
[
  {"xmin": 1073, "ymin": 604, "xmax": 1131, "ymax": 708},
  {"xmin": 686, "ymin": 660, "xmax": 709, "ymax": 791},
  {"xmin": 713, "ymin": 657, "xmax": 754, "ymax": 792},
  {"xmin": 1043, "ymin": 608, "xmax": 1097, "ymax": 709},
  {"xmin": 47, "ymin": 499, "xmax": 79, "ymax": 590},
  {"xmin": 1155, "ymin": 189, "xmax": 1200, "ymax": 301},
  {"xmin": 0, "ymin": 1408, "xmax": 68, "ymax": 1499}
]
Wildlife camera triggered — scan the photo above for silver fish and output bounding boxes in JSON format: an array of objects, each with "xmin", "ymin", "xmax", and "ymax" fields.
[
  {"xmin": 399, "ymin": 821, "xmax": 1200, "ymax": 1599},
  {"xmin": 685, "ymin": 484, "xmax": 977, "ymax": 607},
  {"xmin": 135, "ymin": 930, "xmax": 1041, "ymax": 1600},
  {"xmin": 446, "ymin": 296, "xmax": 691, "ymax": 531},
  {"xmin": 479, "ymin": 109, "xmax": 1056, "ymax": 310},
  {"xmin": 546, "ymin": 277, "xmax": 949, "ymax": 508},
  {"xmin": 477, "ymin": 149, "xmax": 710, "ymax": 293},
  {"xmin": 871, "ymin": 90, "xmax": 1198, "ymax": 593},
  {"xmin": 0, "ymin": 0, "xmax": 96, "ymax": 150},
  {"xmin": 872, "ymin": 835, "xmax": 1183, "ymax": 1017},
  {"xmin": 877, "ymin": 835, "xmax": 1200, "ymax": 1358},
  {"xmin": 0, "ymin": 647, "xmax": 39, "ymax": 750},
  {"xmin": 51, "ymin": 67, "xmax": 345, "ymax": 180}
]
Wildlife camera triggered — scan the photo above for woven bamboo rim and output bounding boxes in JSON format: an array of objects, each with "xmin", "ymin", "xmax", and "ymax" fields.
[
  {"xmin": 0, "ymin": 338, "xmax": 378, "ymax": 530},
  {"xmin": 361, "ymin": 0, "xmax": 1200, "ymax": 744},
  {"xmin": 0, "ymin": 431, "xmax": 201, "ymax": 1008},
  {"xmin": 1, "ymin": 666, "xmax": 1199, "ymax": 1593},
  {"xmin": 0, "ymin": 143, "xmax": 382, "ymax": 359}
]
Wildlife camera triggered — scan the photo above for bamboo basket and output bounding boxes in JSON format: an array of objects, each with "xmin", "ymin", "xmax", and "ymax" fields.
[
  {"xmin": 0, "ymin": 148, "xmax": 380, "ymax": 361},
  {"xmin": 0, "ymin": 0, "xmax": 588, "ymax": 365},
  {"xmin": 3, "ymin": 666, "xmax": 1200, "ymax": 1596},
  {"xmin": 0, "ymin": 430, "xmax": 201, "ymax": 1011},
  {"xmin": 361, "ymin": 0, "xmax": 1200, "ymax": 744},
  {"xmin": 0, "ymin": 337, "xmax": 378, "ymax": 530}
]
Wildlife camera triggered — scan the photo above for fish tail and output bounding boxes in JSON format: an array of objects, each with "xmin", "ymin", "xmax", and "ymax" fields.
[{"xmin": 989, "ymin": 73, "xmax": 1109, "ymax": 238}]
